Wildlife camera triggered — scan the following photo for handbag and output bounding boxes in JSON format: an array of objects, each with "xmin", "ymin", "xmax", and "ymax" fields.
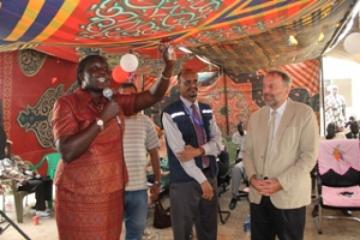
[{"xmin": 153, "ymin": 199, "xmax": 171, "ymax": 229}]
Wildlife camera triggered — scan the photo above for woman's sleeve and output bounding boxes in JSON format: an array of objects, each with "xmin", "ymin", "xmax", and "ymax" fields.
[
  {"xmin": 52, "ymin": 97, "xmax": 80, "ymax": 141},
  {"xmin": 116, "ymin": 94, "xmax": 136, "ymax": 116}
]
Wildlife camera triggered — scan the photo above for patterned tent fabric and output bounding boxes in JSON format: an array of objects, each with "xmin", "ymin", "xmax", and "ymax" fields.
[
  {"xmin": 138, "ymin": 58, "xmax": 320, "ymax": 135},
  {"xmin": 191, "ymin": 0, "xmax": 356, "ymax": 72},
  {"xmin": 0, "ymin": 0, "xmax": 356, "ymax": 73}
]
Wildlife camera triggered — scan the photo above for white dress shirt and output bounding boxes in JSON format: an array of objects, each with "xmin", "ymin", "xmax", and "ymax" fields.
[
  {"xmin": 232, "ymin": 131, "xmax": 246, "ymax": 159},
  {"xmin": 162, "ymin": 96, "xmax": 222, "ymax": 184},
  {"xmin": 262, "ymin": 99, "xmax": 288, "ymax": 178},
  {"xmin": 269, "ymin": 99, "xmax": 288, "ymax": 139}
]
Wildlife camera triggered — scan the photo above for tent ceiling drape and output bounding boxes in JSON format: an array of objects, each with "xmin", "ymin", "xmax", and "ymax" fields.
[
  {"xmin": 325, "ymin": 14, "xmax": 360, "ymax": 63},
  {"xmin": 0, "ymin": 0, "xmax": 357, "ymax": 73}
]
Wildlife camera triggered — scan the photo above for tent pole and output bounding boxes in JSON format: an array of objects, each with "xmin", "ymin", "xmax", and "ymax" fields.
[
  {"xmin": 319, "ymin": 57, "xmax": 326, "ymax": 136},
  {"xmin": 141, "ymin": 74, "xmax": 145, "ymax": 92},
  {"xmin": 223, "ymin": 68, "xmax": 230, "ymax": 136}
]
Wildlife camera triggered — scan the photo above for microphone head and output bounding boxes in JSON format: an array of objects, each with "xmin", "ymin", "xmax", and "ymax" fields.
[{"xmin": 102, "ymin": 88, "xmax": 113, "ymax": 100}]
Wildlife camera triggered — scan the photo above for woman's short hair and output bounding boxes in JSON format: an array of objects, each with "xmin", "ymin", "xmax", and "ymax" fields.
[{"xmin": 76, "ymin": 55, "xmax": 107, "ymax": 85}]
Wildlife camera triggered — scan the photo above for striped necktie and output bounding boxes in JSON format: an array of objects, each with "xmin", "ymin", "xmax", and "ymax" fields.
[{"xmin": 191, "ymin": 104, "xmax": 209, "ymax": 168}]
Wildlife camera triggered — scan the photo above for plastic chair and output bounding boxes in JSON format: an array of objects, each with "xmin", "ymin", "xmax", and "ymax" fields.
[
  {"xmin": 312, "ymin": 139, "xmax": 360, "ymax": 234},
  {"xmin": 13, "ymin": 152, "xmax": 60, "ymax": 223},
  {"xmin": 31, "ymin": 152, "xmax": 61, "ymax": 180},
  {"xmin": 8, "ymin": 159, "xmax": 37, "ymax": 223},
  {"xmin": 11, "ymin": 180, "xmax": 29, "ymax": 223}
]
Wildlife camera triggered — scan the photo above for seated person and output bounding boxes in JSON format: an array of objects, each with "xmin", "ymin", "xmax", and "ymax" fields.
[
  {"xmin": 345, "ymin": 121, "xmax": 359, "ymax": 139},
  {"xmin": 228, "ymin": 161, "xmax": 249, "ymax": 210},
  {"xmin": 325, "ymin": 122, "xmax": 345, "ymax": 139},
  {"xmin": 4, "ymin": 142, "xmax": 52, "ymax": 217},
  {"xmin": 231, "ymin": 121, "xmax": 246, "ymax": 163},
  {"xmin": 229, "ymin": 122, "xmax": 248, "ymax": 209},
  {"xmin": 17, "ymin": 174, "xmax": 53, "ymax": 217},
  {"xmin": 217, "ymin": 145, "xmax": 230, "ymax": 185},
  {"xmin": 344, "ymin": 116, "xmax": 356, "ymax": 128}
]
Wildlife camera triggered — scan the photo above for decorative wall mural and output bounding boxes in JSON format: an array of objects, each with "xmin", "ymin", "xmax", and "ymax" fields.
[
  {"xmin": 141, "ymin": 58, "xmax": 320, "ymax": 135},
  {"xmin": 65, "ymin": 82, "xmax": 79, "ymax": 95},
  {"xmin": 17, "ymin": 82, "xmax": 78, "ymax": 148},
  {"xmin": 18, "ymin": 49, "xmax": 47, "ymax": 77},
  {"xmin": 17, "ymin": 84, "xmax": 64, "ymax": 148}
]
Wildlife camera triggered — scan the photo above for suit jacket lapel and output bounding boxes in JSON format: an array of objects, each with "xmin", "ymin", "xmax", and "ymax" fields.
[
  {"xmin": 275, "ymin": 99, "xmax": 296, "ymax": 143},
  {"xmin": 260, "ymin": 107, "xmax": 271, "ymax": 155}
]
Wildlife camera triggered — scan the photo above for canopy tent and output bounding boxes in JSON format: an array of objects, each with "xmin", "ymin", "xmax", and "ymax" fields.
[
  {"xmin": 325, "ymin": 14, "xmax": 360, "ymax": 63},
  {"xmin": 0, "ymin": 0, "xmax": 357, "ymax": 74},
  {"xmin": 0, "ymin": 0, "xmax": 358, "ymax": 165}
]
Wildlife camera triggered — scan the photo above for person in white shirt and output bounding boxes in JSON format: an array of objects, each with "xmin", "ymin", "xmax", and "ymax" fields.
[
  {"xmin": 162, "ymin": 68, "xmax": 222, "ymax": 240},
  {"xmin": 325, "ymin": 85, "xmax": 346, "ymax": 131},
  {"xmin": 229, "ymin": 121, "xmax": 247, "ymax": 209},
  {"xmin": 119, "ymin": 83, "xmax": 161, "ymax": 240},
  {"xmin": 231, "ymin": 121, "xmax": 246, "ymax": 162},
  {"xmin": 244, "ymin": 70, "xmax": 319, "ymax": 240}
]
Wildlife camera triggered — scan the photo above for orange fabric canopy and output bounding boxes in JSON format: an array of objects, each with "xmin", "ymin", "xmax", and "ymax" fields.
[{"xmin": 0, "ymin": 1, "xmax": 355, "ymax": 72}]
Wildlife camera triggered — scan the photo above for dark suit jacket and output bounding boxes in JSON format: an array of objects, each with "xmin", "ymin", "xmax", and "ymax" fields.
[{"xmin": 345, "ymin": 132, "xmax": 359, "ymax": 139}]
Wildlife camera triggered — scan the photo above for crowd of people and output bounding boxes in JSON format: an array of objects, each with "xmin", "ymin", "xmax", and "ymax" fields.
[
  {"xmin": 324, "ymin": 84, "xmax": 359, "ymax": 140},
  {"xmin": 1, "ymin": 46, "xmax": 359, "ymax": 240},
  {"xmin": 0, "ymin": 116, "xmax": 53, "ymax": 218},
  {"xmin": 49, "ymin": 52, "xmax": 320, "ymax": 240},
  {"xmin": 51, "ymin": 47, "xmax": 174, "ymax": 239}
]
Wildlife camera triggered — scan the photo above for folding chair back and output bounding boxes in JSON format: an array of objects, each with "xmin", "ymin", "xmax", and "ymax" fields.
[{"xmin": 313, "ymin": 139, "xmax": 360, "ymax": 234}]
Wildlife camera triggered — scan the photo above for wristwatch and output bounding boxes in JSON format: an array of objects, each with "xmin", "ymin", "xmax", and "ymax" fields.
[
  {"xmin": 153, "ymin": 180, "xmax": 161, "ymax": 186},
  {"xmin": 96, "ymin": 118, "xmax": 104, "ymax": 131}
]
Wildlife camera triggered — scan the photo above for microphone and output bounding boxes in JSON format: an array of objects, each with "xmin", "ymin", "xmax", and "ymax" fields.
[
  {"xmin": 102, "ymin": 88, "xmax": 122, "ymax": 125},
  {"xmin": 102, "ymin": 87, "xmax": 113, "ymax": 100}
]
